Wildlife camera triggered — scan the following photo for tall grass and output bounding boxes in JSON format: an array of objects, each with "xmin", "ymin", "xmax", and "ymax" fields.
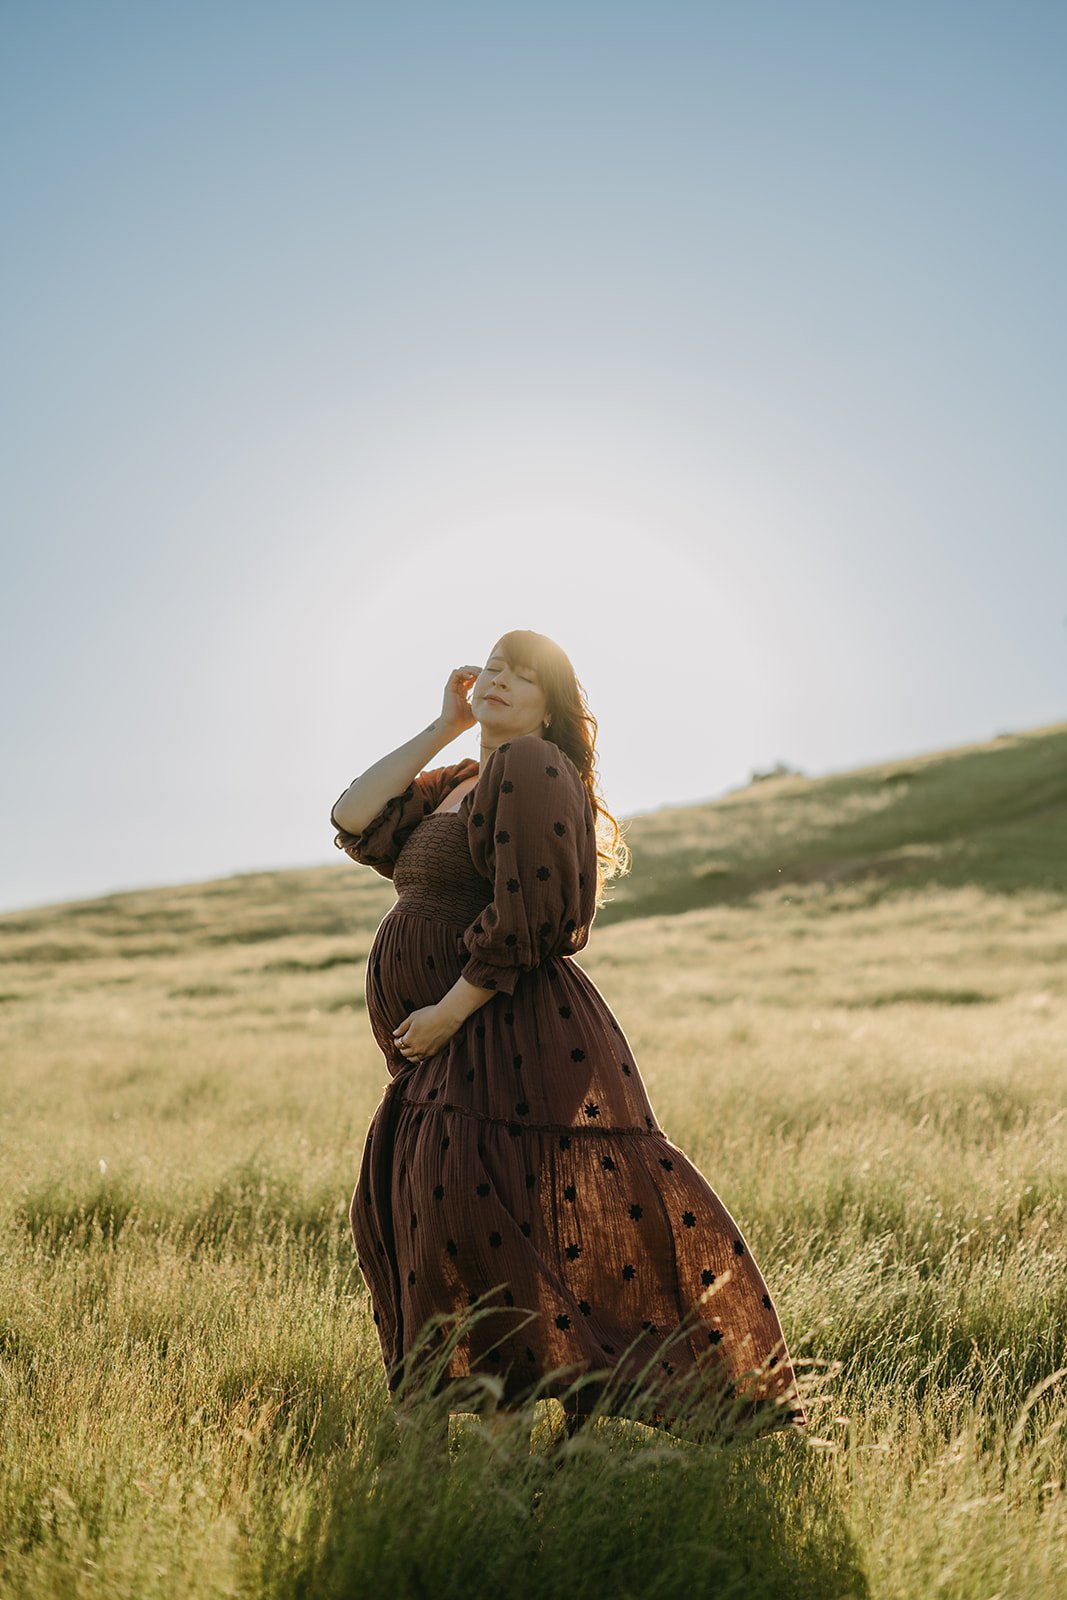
[{"xmin": 1, "ymin": 723, "xmax": 1065, "ymax": 1597}]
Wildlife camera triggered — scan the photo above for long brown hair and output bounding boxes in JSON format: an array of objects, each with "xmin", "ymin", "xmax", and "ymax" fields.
[{"xmin": 491, "ymin": 630, "xmax": 632, "ymax": 907}]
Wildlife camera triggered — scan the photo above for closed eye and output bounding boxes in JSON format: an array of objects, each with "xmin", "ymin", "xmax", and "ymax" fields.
[{"xmin": 486, "ymin": 657, "xmax": 535, "ymax": 681}]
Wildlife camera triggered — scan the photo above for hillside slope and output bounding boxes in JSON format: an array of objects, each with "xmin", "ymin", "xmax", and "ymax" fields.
[
  {"xmin": 597, "ymin": 718, "xmax": 1067, "ymax": 925},
  {"xmin": 1, "ymin": 720, "xmax": 1063, "ymax": 969}
]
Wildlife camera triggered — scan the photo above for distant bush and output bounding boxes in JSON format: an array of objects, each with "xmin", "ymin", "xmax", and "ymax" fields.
[{"xmin": 748, "ymin": 760, "xmax": 804, "ymax": 785}]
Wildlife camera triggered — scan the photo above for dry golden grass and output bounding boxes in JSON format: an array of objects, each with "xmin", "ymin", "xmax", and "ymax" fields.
[{"xmin": 1, "ymin": 720, "xmax": 1065, "ymax": 1597}]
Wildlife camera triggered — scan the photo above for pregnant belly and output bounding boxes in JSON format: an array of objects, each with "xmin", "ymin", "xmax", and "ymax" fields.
[{"xmin": 366, "ymin": 908, "xmax": 469, "ymax": 1058}]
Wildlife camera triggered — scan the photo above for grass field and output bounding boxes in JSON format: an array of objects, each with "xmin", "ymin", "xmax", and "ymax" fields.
[{"xmin": 2, "ymin": 720, "xmax": 1066, "ymax": 1598}]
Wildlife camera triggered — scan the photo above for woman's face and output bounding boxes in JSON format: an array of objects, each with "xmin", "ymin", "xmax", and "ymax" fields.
[{"xmin": 472, "ymin": 640, "xmax": 550, "ymax": 740}]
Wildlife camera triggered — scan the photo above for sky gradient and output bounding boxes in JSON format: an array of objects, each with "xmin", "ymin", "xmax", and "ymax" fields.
[{"xmin": 3, "ymin": 1, "xmax": 1064, "ymax": 913}]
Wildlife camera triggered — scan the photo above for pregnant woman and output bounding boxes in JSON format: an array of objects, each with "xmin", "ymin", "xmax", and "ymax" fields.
[{"xmin": 331, "ymin": 629, "xmax": 808, "ymax": 1445}]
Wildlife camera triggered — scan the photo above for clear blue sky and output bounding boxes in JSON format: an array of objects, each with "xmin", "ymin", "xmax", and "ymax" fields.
[{"xmin": 2, "ymin": 1, "xmax": 1064, "ymax": 913}]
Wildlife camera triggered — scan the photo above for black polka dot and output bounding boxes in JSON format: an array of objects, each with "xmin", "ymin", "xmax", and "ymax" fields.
[
  {"xmin": 503, "ymin": 1289, "xmax": 515, "ymax": 1306},
  {"xmin": 682, "ymin": 1211, "xmax": 696, "ymax": 1228},
  {"xmin": 558, "ymin": 1005, "xmax": 572, "ymax": 1019},
  {"xmin": 504, "ymin": 1010, "xmax": 514, "ymax": 1024},
  {"xmin": 476, "ymin": 1182, "xmax": 490, "ymax": 1197},
  {"xmin": 602, "ymin": 1156, "xmax": 616, "ymax": 1172},
  {"xmin": 553, "ymin": 820, "xmax": 567, "ymax": 835},
  {"xmin": 565, "ymin": 1242, "xmax": 581, "ymax": 1260},
  {"xmin": 520, "ymin": 1220, "xmax": 532, "ymax": 1237},
  {"xmin": 708, "ymin": 1329, "xmax": 723, "ymax": 1345},
  {"xmin": 601, "ymin": 1343, "xmax": 616, "ymax": 1355},
  {"xmin": 641, "ymin": 1320, "xmax": 657, "ymax": 1334},
  {"xmin": 701, "ymin": 1269, "xmax": 716, "ymax": 1286},
  {"xmin": 536, "ymin": 865, "xmax": 551, "ymax": 880},
  {"xmin": 501, "ymin": 779, "xmax": 514, "ymax": 793},
  {"xmin": 507, "ymin": 1121, "xmax": 522, "ymax": 1137},
  {"xmin": 622, "ymin": 1264, "xmax": 636, "ymax": 1281},
  {"xmin": 579, "ymin": 873, "xmax": 585, "ymax": 887},
  {"xmin": 525, "ymin": 1172, "xmax": 536, "ymax": 1189},
  {"xmin": 489, "ymin": 1231, "xmax": 502, "ymax": 1248},
  {"xmin": 662, "ymin": 1361, "xmax": 674, "ymax": 1375},
  {"xmin": 506, "ymin": 877, "xmax": 520, "ymax": 892},
  {"xmin": 555, "ymin": 1313, "xmax": 570, "ymax": 1330},
  {"xmin": 495, "ymin": 830, "xmax": 510, "ymax": 845},
  {"xmin": 545, "ymin": 765, "xmax": 558, "ymax": 777},
  {"xmin": 538, "ymin": 920, "xmax": 552, "ymax": 938},
  {"xmin": 621, "ymin": 1061, "xmax": 632, "ymax": 1076},
  {"xmin": 559, "ymin": 1135, "xmax": 571, "ymax": 1150},
  {"xmin": 645, "ymin": 1116, "xmax": 655, "ymax": 1130},
  {"xmin": 505, "ymin": 933, "xmax": 518, "ymax": 946},
  {"xmin": 733, "ymin": 1239, "xmax": 745, "ymax": 1255},
  {"xmin": 499, "ymin": 742, "xmax": 511, "ymax": 752},
  {"xmin": 426, "ymin": 1086, "xmax": 438, "ymax": 1100},
  {"xmin": 659, "ymin": 1157, "xmax": 673, "ymax": 1171},
  {"xmin": 472, "ymin": 812, "xmax": 485, "ymax": 826},
  {"xmin": 433, "ymin": 1184, "xmax": 445, "ymax": 1200},
  {"xmin": 373, "ymin": 1309, "xmax": 380, "ymax": 1323},
  {"xmin": 564, "ymin": 1184, "xmax": 577, "ymax": 1202},
  {"xmin": 564, "ymin": 919, "xmax": 576, "ymax": 934},
  {"xmin": 762, "ymin": 1293, "xmax": 772, "ymax": 1309},
  {"xmin": 584, "ymin": 1101, "xmax": 599, "ymax": 1118},
  {"xmin": 572, "ymin": 1048, "xmax": 586, "ymax": 1063},
  {"xmin": 475, "ymin": 1023, "xmax": 485, "ymax": 1038},
  {"xmin": 578, "ymin": 1299, "xmax": 591, "ymax": 1315},
  {"xmin": 410, "ymin": 1212, "xmax": 418, "ymax": 1230},
  {"xmin": 426, "ymin": 955, "xmax": 435, "ymax": 970},
  {"xmin": 629, "ymin": 1203, "xmax": 643, "ymax": 1220},
  {"xmin": 466, "ymin": 1068, "xmax": 475, "ymax": 1081},
  {"xmin": 516, "ymin": 1101, "xmax": 529, "ymax": 1116},
  {"xmin": 408, "ymin": 1270, "xmax": 416, "ymax": 1285},
  {"xmin": 525, "ymin": 1345, "xmax": 537, "ymax": 1363},
  {"xmin": 485, "ymin": 978, "xmax": 498, "ymax": 990}
]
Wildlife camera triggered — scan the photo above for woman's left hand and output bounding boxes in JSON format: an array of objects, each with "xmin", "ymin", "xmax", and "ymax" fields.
[{"xmin": 393, "ymin": 1004, "xmax": 460, "ymax": 1063}]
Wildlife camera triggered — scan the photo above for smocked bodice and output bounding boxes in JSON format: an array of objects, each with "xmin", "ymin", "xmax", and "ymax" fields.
[{"xmin": 392, "ymin": 813, "xmax": 493, "ymax": 926}]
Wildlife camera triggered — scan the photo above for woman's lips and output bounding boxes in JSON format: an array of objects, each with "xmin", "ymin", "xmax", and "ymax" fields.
[{"xmin": 485, "ymin": 694, "xmax": 509, "ymax": 705}]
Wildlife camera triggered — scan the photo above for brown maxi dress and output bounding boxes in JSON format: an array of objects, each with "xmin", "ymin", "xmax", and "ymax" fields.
[{"xmin": 333, "ymin": 734, "xmax": 808, "ymax": 1436}]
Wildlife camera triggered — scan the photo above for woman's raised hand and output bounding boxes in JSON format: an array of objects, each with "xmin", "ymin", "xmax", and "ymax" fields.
[{"xmin": 440, "ymin": 664, "xmax": 482, "ymax": 735}]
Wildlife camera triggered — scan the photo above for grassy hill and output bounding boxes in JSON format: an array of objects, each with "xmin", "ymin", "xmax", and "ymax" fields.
[
  {"xmin": 3, "ymin": 718, "xmax": 1064, "ymax": 973},
  {"xmin": 1, "ymin": 718, "xmax": 1065, "ymax": 1600},
  {"xmin": 603, "ymin": 717, "xmax": 1067, "ymax": 921}
]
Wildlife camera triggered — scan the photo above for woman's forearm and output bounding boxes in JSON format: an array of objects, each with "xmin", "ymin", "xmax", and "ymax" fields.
[
  {"xmin": 437, "ymin": 975, "xmax": 498, "ymax": 1027},
  {"xmin": 331, "ymin": 717, "xmax": 462, "ymax": 834}
]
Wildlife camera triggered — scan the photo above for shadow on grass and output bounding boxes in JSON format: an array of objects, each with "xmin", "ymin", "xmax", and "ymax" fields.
[{"xmin": 250, "ymin": 1309, "xmax": 867, "ymax": 1600}]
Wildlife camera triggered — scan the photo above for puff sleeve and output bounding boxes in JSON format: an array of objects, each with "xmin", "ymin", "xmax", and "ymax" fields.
[
  {"xmin": 460, "ymin": 736, "xmax": 597, "ymax": 994},
  {"xmin": 331, "ymin": 758, "xmax": 479, "ymax": 880}
]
